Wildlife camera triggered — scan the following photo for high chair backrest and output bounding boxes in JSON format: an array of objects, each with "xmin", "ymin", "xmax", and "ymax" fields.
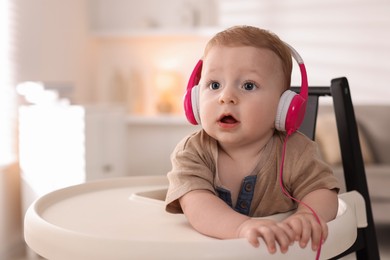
[{"xmin": 291, "ymin": 77, "xmax": 380, "ymax": 259}]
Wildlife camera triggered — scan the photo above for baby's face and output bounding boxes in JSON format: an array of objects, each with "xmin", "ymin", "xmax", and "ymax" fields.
[{"xmin": 199, "ymin": 45, "xmax": 285, "ymax": 148}]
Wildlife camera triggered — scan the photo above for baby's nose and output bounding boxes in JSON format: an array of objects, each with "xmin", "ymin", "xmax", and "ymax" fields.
[{"xmin": 219, "ymin": 87, "xmax": 238, "ymax": 104}]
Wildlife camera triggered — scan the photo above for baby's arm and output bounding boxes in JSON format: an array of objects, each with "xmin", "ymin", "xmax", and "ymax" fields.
[
  {"xmin": 282, "ymin": 188, "xmax": 339, "ymax": 251},
  {"xmin": 179, "ymin": 190, "xmax": 296, "ymax": 254}
]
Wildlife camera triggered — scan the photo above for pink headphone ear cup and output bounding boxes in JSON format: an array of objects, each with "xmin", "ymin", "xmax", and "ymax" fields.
[
  {"xmin": 184, "ymin": 88, "xmax": 198, "ymax": 125},
  {"xmin": 275, "ymin": 90, "xmax": 306, "ymax": 134},
  {"xmin": 285, "ymin": 94, "xmax": 306, "ymax": 134},
  {"xmin": 184, "ymin": 60, "xmax": 202, "ymax": 125}
]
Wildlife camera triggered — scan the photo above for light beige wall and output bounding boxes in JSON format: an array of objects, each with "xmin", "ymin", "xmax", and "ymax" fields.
[
  {"xmin": 14, "ymin": 0, "xmax": 390, "ymax": 110},
  {"xmin": 91, "ymin": 0, "xmax": 390, "ymax": 107},
  {"xmin": 217, "ymin": 0, "xmax": 390, "ymax": 104},
  {"xmin": 14, "ymin": 0, "xmax": 93, "ymax": 103}
]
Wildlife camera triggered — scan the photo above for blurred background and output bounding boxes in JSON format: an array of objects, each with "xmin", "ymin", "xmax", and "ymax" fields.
[{"xmin": 0, "ymin": 0, "xmax": 389, "ymax": 259}]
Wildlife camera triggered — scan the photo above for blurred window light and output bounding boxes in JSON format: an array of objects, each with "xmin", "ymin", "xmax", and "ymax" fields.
[
  {"xmin": 16, "ymin": 81, "xmax": 63, "ymax": 105},
  {"xmin": 19, "ymin": 106, "xmax": 86, "ymax": 195}
]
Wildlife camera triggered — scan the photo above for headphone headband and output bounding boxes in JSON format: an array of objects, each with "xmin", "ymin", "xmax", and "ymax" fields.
[{"xmin": 285, "ymin": 43, "xmax": 308, "ymax": 101}]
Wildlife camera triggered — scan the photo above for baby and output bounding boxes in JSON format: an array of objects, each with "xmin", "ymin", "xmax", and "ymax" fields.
[{"xmin": 165, "ymin": 25, "xmax": 340, "ymax": 255}]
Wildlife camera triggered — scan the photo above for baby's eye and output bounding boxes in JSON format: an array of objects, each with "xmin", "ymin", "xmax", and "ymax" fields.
[
  {"xmin": 209, "ymin": 82, "xmax": 220, "ymax": 90},
  {"xmin": 243, "ymin": 82, "xmax": 257, "ymax": 91}
]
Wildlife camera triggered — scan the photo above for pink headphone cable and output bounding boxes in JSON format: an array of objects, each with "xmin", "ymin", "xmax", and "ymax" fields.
[{"xmin": 279, "ymin": 134, "xmax": 323, "ymax": 260}]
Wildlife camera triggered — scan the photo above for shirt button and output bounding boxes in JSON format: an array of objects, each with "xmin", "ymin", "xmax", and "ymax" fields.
[
  {"xmin": 245, "ymin": 183, "xmax": 253, "ymax": 192},
  {"xmin": 239, "ymin": 200, "xmax": 248, "ymax": 209}
]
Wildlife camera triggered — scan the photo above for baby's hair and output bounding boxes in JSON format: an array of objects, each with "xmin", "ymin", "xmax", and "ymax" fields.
[{"xmin": 204, "ymin": 25, "xmax": 293, "ymax": 90}]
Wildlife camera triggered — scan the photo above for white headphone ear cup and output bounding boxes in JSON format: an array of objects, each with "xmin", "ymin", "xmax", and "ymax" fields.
[
  {"xmin": 275, "ymin": 90, "xmax": 297, "ymax": 131},
  {"xmin": 191, "ymin": 85, "xmax": 201, "ymax": 124}
]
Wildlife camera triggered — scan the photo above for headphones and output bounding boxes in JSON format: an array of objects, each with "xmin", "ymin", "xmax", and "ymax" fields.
[{"xmin": 183, "ymin": 44, "xmax": 308, "ymax": 135}]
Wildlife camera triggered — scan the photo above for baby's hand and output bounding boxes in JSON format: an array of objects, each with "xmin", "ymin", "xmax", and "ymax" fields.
[
  {"xmin": 282, "ymin": 211, "xmax": 327, "ymax": 251},
  {"xmin": 237, "ymin": 218, "xmax": 296, "ymax": 254}
]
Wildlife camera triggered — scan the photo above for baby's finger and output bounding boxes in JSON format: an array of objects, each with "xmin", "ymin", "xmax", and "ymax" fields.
[
  {"xmin": 272, "ymin": 225, "xmax": 294, "ymax": 253},
  {"xmin": 246, "ymin": 229, "xmax": 261, "ymax": 247},
  {"xmin": 310, "ymin": 220, "xmax": 323, "ymax": 251},
  {"xmin": 299, "ymin": 217, "xmax": 311, "ymax": 248},
  {"xmin": 277, "ymin": 222, "xmax": 296, "ymax": 245},
  {"xmin": 257, "ymin": 226, "xmax": 277, "ymax": 254},
  {"xmin": 285, "ymin": 217, "xmax": 302, "ymax": 241},
  {"xmin": 320, "ymin": 220, "xmax": 329, "ymax": 242}
]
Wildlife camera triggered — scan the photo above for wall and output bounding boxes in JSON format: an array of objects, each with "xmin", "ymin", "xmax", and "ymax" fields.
[
  {"xmin": 217, "ymin": 0, "xmax": 390, "ymax": 104},
  {"xmin": 14, "ymin": 0, "xmax": 93, "ymax": 104},
  {"xmin": 90, "ymin": 0, "xmax": 390, "ymax": 108},
  {"xmin": 10, "ymin": 0, "xmax": 390, "ymax": 141}
]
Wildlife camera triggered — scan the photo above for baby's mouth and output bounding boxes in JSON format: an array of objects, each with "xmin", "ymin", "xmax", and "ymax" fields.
[{"xmin": 219, "ymin": 115, "xmax": 238, "ymax": 124}]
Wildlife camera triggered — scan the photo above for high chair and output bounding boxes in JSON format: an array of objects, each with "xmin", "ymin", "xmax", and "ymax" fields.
[
  {"xmin": 291, "ymin": 77, "xmax": 380, "ymax": 259},
  {"xmin": 24, "ymin": 77, "xmax": 379, "ymax": 259}
]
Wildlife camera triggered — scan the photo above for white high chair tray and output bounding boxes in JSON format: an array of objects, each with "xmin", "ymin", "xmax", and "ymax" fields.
[{"xmin": 24, "ymin": 176, "xmax": 362, "ymax": 260}]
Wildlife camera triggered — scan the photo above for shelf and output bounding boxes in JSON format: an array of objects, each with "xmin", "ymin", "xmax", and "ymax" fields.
[
  {"xmin": 90, "ymin": 26, "xmax": 222, "ymax": 38},
  {"xmin": 126, "ymin": 115, "xmax": 192, "ymax": 126}
]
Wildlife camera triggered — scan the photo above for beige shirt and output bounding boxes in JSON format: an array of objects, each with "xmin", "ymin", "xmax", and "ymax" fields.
[{"xmin": 165, "ymin": 130, "xmax": 340, "ymax": 217}]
